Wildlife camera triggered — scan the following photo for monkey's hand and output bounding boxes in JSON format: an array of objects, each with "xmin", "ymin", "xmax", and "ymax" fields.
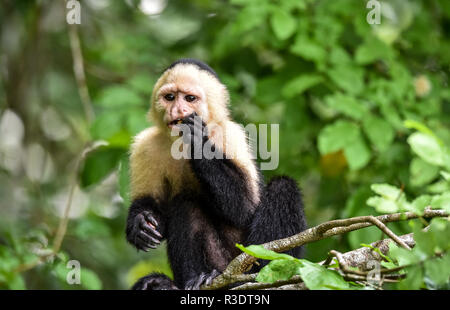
[
  {"xmin": 184, "ymin": 270, "xmax": 220, "ymax": 290},
  {"xmin": 180, "ymin": 112, "xmax": 209, "ymax": 155},
  {"xmin": 126, "ymin": 210, "xmax": 163, "ymax": 252}
]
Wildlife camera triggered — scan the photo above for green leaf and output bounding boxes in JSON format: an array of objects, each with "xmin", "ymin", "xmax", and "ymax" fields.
[
  {"xmin": 297, "ymin": 260, "xmax": 350, "ymax": 290},
  {"xmin": 329, "ymin": 47, "xmax": 351, "ymax": 65},
  {"xmin": 367, "ymin": 183, "xmax": 412, "ymax": 213},
  {"xmin": 270, "ymin": 8, "xmax": 297, "ymax": 40},
  {"xmin": 355, "ymin": 38, "xmax": 393, "ymax": 65},
  {"xmin": 410, "ymin": 195, "xmax": 431, "ymax": 215},
  {"xmin": 429, "ymin": 218, "xmax": 450, "ymax": 251},
  {"xmin": 367, "ymin": 196, "xmax": 400, "ymax": 213},
  {"xmin": 343, "ymin": 136, "xmax": 371, "ymax": 170},
  {"xmin": 427, "ymin": 180, "xmax": 450, "ymax": 194},
  {"xmin": 441, "ymin": 171, "xmax": 450, "ymax": 181},
  {"xmin": 327, "ymin": 65, "xmax": 364, "ymax": 95},
  {"xmin": 362, "ymin": 116, "xmax": 395, "ymax": 152},
  {"xmin": 318, "ymin": 120, "xmax": 360, "ymax": 154},
  {"xmin": 389, "ymin": 243, "xmax": 422, "ymax": 266},
  {"xmin": 324, "ymin": 93, "xmax": 369, "ymax": 120},
  {"xmin": 80, "ymin": 268, "xmax": 103, "ymax": 290},
  {"xmin": 80, "ymin": 147, "xmax": 125, "ymax": 188},
  {"xmin": 290, "ymin": 35, "xmax": 326, "ymax": 64},
  {"xmin": 370, "ymin": 184, "xmax": 402, "ymax": 200},
  {"xmin": 398, "ymin": 265, "xmax": 423, "ymax": 290},
  {"xmin": 5, "ymin": 273, "xmax": 26, "ymax": 290},
  {"xmin": 236, "ymin": 244, "xmax": 296, "ymax": 260},
  {"xmin": 282, "ymin": 74, "xmax": 323, "ymax": 98},
  {"xmin": 256, "ymin": 259, "xmax": 302, "ymax": 283},
  {"xmin": 318, "ymin": 120, "xmax": 371, "ymax": 170},
  {"xmin": 424, "ymin": 254, "xmax": 450, "ymax": 286},
  {"xmin": 407, "ymin": 132, "xmax": 445, "ymax": 166},
  {"xmin": 410, "ymin": 157, "xmax": 440, "ymax": 187},
  {"xmin": 412, "ymin": 223, "xmax": 437, "ymax": 257},
  {"xmin": 105, "ymin": 130, "xmax": 132, "ymax": 148},
  {"xmin": 430, "ymin": 192, "xmax": 450, "ymax": 213},
  {"xmin": 404, "ymin": 120, "xmax": 437, "ymax": 139}
]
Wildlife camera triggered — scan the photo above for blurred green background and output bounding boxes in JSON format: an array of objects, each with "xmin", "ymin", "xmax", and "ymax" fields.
[{"xmin": 0, "ymin": 0, "xmax": 449, "ymax": 289}]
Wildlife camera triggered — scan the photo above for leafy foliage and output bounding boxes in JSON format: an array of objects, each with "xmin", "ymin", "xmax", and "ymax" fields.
[{"xmin": 237, "ymin": 244, "xmax": 354, "ymax": 290}]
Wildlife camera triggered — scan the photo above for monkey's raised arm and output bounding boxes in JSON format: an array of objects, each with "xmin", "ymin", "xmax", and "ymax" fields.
[{"xmin": 182, "ymin": 114, "xmax": 258, "ymax": 228}]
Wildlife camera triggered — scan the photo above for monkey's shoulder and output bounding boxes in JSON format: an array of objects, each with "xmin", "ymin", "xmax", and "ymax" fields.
[{"xmin": 129, "ymin": 126, "xmax": 198, "ymax": 201}]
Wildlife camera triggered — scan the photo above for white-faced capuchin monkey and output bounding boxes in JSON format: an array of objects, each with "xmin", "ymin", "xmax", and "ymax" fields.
[{"xmin": 126, "ymin": 58, "xmax": 307, "ymax": 290}]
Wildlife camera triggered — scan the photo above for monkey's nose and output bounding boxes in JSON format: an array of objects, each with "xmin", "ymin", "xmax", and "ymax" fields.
[{"xmin": 175, "ymin": 109, "xmax": 191, "ymax": 120}]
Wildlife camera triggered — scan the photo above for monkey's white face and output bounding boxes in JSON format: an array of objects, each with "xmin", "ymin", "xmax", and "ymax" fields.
[
  {"xmin": 157, "ymin": 82, "xmax": 208, "ymax": 129},
  {"xmin": 150, "ymin": 64, "xmax": 229, "ymax": 130}
]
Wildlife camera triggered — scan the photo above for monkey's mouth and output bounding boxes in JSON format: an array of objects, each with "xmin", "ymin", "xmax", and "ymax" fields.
[{"xmin": 168, "ymin": 118, "xmax": 183, "ymax": 128}]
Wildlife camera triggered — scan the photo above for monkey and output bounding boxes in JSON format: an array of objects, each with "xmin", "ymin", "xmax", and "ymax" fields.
[{"xmin": 125, "ymin": 58, "xmax": 307, "ymax": 290}]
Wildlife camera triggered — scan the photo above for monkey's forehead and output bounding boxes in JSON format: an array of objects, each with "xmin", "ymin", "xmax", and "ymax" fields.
[
  {"xmin": 164, "ymin": 58, "xmax": 219, "ymax": 80},
  {"xmin": 156, "ymin": 63, "xmax": 223, "ymax": 93}
]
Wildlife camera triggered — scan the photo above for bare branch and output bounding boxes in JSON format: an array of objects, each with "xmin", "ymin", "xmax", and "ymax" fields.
[
  {"xmin": 67, "ymin": 20, "xmax": 94, "ymax": 123},
  {"xmin": 202, "ymin": 209, "xmax": 447, "ymax": 290}
]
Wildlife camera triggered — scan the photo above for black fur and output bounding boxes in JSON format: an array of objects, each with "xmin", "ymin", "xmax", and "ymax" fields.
[
  {"xmin": 131, "ymin": 273, "xmax": 178, "ymax": 290},
  {"xmin": 164, "ymin": 58, "xmax": 219, "ymax": 79},
  {"xmin": 126, "ymin": 114, "xmax": 307, "ymax": 290}
]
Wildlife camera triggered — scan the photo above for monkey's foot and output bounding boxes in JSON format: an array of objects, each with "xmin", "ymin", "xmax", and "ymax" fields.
[
  {"xmin": 132, "ymin": 274, "xmax": 178, "ymax": 290},
  {"xmin": 184, "ymin": 270, "xmax": 221, "ymax": 290}
]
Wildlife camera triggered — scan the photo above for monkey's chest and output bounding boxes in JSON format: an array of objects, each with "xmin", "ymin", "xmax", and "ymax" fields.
[{"xmin": 163, "ymin": 158, "xmax": 201, "ymax": 200}]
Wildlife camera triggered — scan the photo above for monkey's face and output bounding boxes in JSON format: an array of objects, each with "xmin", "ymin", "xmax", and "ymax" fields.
[
  {"xmin": 149, "ymin": 63, "xmax": 230, "ymax": 131},
  {"xmin": 157, "ymin": 81, "xmax": 208, "ymax": 130}
]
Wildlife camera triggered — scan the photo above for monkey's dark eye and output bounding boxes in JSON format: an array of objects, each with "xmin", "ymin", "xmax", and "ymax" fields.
[
  {"xmin": 185, "ymin": 95, "xmax": 196, "ymax": 102},
  {"xmin": 164, "ymin": 93, "xmax": 175, "ymax": 101}
]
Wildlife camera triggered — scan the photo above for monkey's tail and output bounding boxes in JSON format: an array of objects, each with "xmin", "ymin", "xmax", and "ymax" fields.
[{"xmin": 246, "ymin": 176, "xmax": 307, "ymax": 265}]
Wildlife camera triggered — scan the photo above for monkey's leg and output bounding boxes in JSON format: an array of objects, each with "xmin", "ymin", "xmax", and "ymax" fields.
[
  {"xmin": 131, "ymin": 273, "xmax": 178, "ymax": 290},
  {"xmin": 246, "ymin": 176, "xmax": 307, "ymax": 269},
  {"xmin": 166, "ymin": 194, "xmax": 220, "ymax": 289}
]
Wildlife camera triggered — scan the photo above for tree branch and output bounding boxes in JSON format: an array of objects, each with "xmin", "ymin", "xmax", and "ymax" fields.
[
  {"xmin": 202, "ymin": 208, "xmax": 447, "ymax": 290},
  {"xmin": 66, "ymin": 17, "xmax": 94, "ymax": 123}
]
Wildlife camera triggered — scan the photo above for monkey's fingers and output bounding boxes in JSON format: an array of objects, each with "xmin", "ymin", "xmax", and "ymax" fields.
[
  {"xmin": 181, "ymin": 112, "xmax": 198, "ymax": 124},
  {"xmin": 139, "ymin": 217, "xmax": 163, "ymax": 240},
  {"xmin": 143, "ymin": 211, "xmax": 159, "ymax": 227},
  {"xmin": 185, "ymin": 272, "xmax": 208, "ymax": 290},
  {"xmin": 182, "ymin": 112, "xmax": 207, "ymax": 128},
  {"xmin": 183, "ymin": 116, "xmax": 208, "ymax": 141},
  {"xmin": 204, "ymin": 269, "xmax": 220, "ymax": 286},
  {"xmin": 134, "ymin": 234, "xmax": 157, "ymax": 252},
  {"xmin": 138, "ymin": 231, "xmax": 161, "ymax": 247}
]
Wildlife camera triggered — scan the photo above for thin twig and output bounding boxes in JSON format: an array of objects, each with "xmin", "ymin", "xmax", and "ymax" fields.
[
  {"xmin": 365, "ymin": 216, "xmax": 411, "ymax": 250},
  {"xmin": 329, "ymin": 250, "xmax": 367, "ymax": 276},
  {"xmin": 66, "ymin": 16, "xmax": 94, "ymax": 123},
  {"xmin": 14, "ymin": 142, "xmax": 108, "ymax": 273}
]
